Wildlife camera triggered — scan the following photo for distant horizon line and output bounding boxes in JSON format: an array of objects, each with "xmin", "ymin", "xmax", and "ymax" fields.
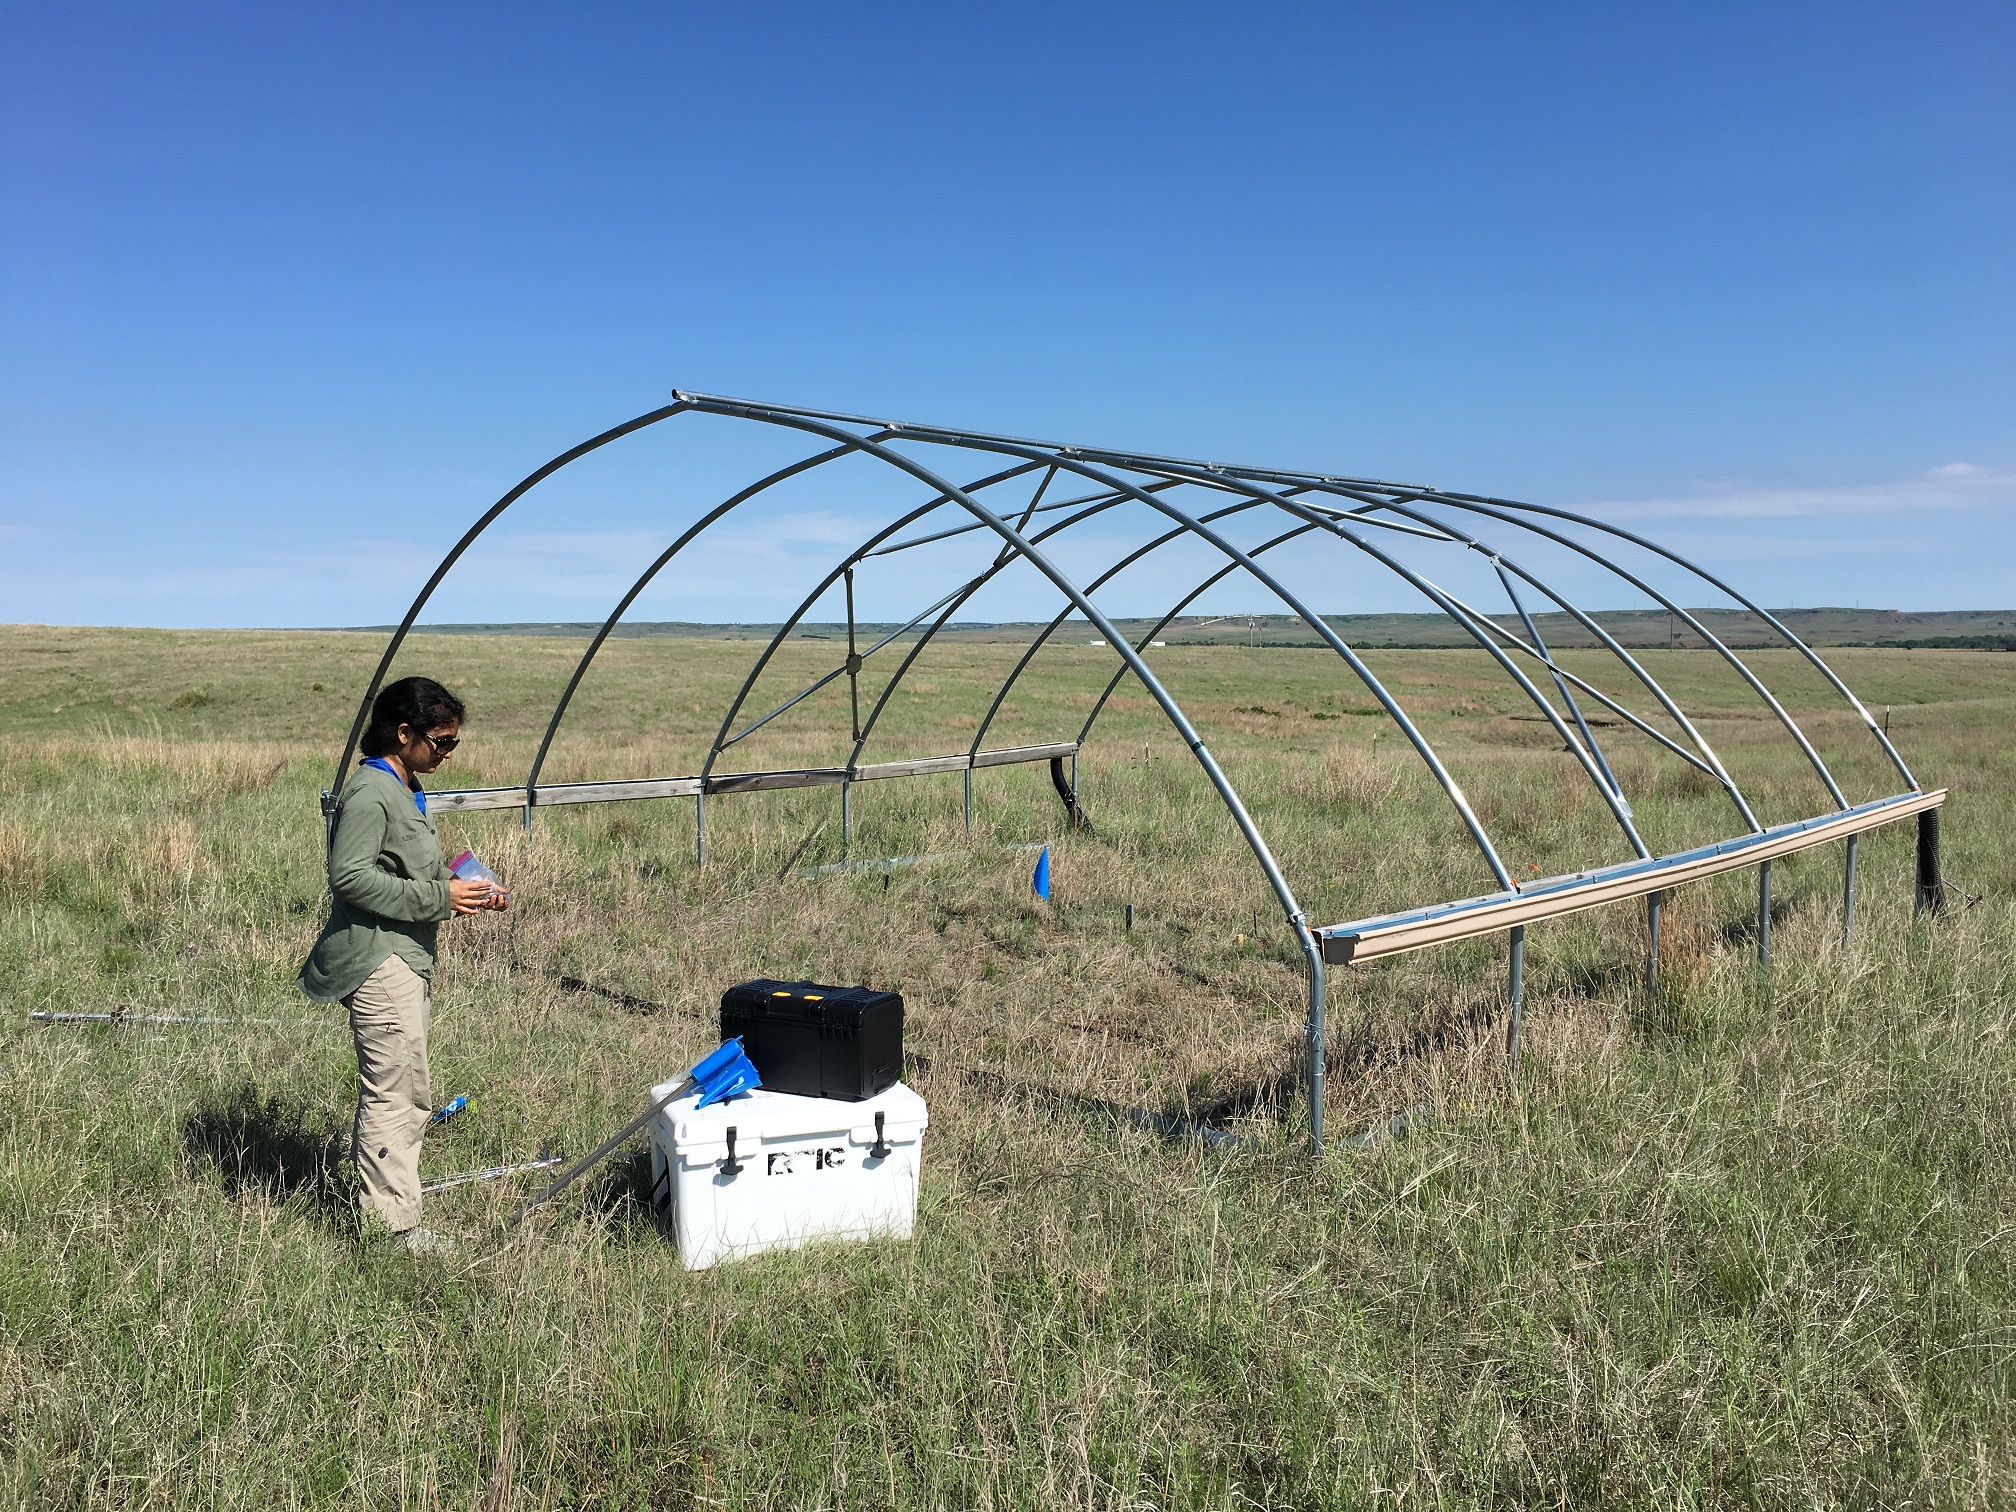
[{"xmin": 13, "ymin": 605, "xmax": 2016, "ymax": 635}]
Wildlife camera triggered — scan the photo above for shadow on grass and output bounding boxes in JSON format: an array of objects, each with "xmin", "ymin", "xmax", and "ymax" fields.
[
  {"xmin": 577, "ymin": 1149, "xmax": 680, "ymax": 1245},
  {"xmin": 1558, "ymin": 956, "xmax": 1645, "ymax": 1000},
  {"xmin": 583, "ymin": 1148, "xmax": 662, "ymax": 1216},
  {"xmin": 1716, "ymin": 888, "xmax": 1806, "ymax": 950},
  {"xmin": 936, "ymin": 1058, "xmax": 1250, "ymax": 1149},
  {"xmin": 181, "ymin": 1080, "xmax": 352, "ymax": 1222},
  {"xmin": 1188, "ymin": 995, "xmax": 1501, "ymax": 1126},
  {"xmin": 555, "ymin": 973, "xmax": 671, "ymax": 1016}
]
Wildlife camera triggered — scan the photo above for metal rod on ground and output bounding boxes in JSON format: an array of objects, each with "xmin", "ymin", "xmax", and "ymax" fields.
[
  {"xmin": 30, "ymin": 1009, "xmax": 308, "ymax": 1028},
  {"xmin": 1916, "ymin": 808, "xmax": 1946, "ymax": 916},
  {"xmin": 1758, "ymin": 862, "xmax": 1772, "ymax": 969},
  {"xmin": 506, "ymin": 1080, "xmax": 692, "ymax": 1228},
  {"xmin": 1645, "ymin": 892, "xmax": 1662, "ymax": 993},
  {"xmin": 424, "ymin": 1152, "xmax": 561, "ymax": 1195},
  {"xmin": 1842, "ymin": 835, "xmax": 1859, "ymax": 947},
  {"xmin": 1505, "ymin": 925, "xmax": 1526, "ymax": 1071}
]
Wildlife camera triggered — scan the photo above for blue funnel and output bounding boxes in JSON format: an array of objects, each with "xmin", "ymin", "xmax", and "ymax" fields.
[{"xmin": 689, "ymin": 1037, "xmax": 762, "ymax": 1109}]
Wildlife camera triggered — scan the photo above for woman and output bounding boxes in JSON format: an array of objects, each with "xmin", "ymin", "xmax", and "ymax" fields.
[{"xmin": 300, "ymin": 676, "xmax": 506, "ymax": 1252}]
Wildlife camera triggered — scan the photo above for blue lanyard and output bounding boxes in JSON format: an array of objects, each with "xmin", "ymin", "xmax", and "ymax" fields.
[{"xmin": 363, "ymin": 757, "xmax": 427, "ymax": 816}]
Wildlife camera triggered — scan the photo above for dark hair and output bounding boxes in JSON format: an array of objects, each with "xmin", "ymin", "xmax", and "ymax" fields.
[{"xmin": 360, "ymin": 676, "xmax": 466, "ymax": 758}]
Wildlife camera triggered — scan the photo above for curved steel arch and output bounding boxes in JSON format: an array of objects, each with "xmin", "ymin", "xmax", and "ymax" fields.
[
  {"xmin": 859, "ymin": 428, "xmax": 1855, "ymax": 838},
  {"xmin": 1073, "ymin": 523, "xmax": 1750, "ymax": 821},
  {"xmin": 335, "ymin": 390, "xmax": 1946, "ymax": 1157},
  {"xmin": 1154, "ymin": 467, "xmax": 1904, "ymax": 803},
  {"xmin": 1374, "ymin": 491, "xmax": 1853, "ymax": 810},
  {"xmin": 700, "ymin": 460, "xmax": 1090, "ymax": 783},
  {"xmin": 893, "ymin": 433, "xmax": 1517, "ymax": 889},
  {"xmin": 1440, "ymin": 491, "xmax": 1918, "ymax": 791},
  {"xmin": 524, "ymin": 437, "xmax": 881, "ymax": 797},
  {"xmin": 326, "ymin": 403, "xmax": 689, "ymax": 807},
  {"xmin": 1053, "ymin": 456, "xmax": 1652, "ymax": 860}
]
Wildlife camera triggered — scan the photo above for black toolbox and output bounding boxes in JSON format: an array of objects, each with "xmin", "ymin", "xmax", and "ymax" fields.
[{"xmin": 720, "ymin": 979, "xmax": 904, "ymax": 1102}]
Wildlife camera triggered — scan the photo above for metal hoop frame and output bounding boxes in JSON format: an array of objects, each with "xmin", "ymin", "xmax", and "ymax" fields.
[{"xmin": 329, "ymin": 390, "xmax": 1941, "ymax": 1157}]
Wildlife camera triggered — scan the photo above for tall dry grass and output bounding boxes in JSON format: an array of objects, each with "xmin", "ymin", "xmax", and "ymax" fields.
[{"xmin": 0, "ymin": 631, "xmax": 2012, "ymax": 1507}]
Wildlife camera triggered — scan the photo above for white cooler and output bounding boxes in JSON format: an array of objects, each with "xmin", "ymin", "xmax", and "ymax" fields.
[{"xmin": 645, "ymin": 1078, "xmax": 927, "ymax": 1270}]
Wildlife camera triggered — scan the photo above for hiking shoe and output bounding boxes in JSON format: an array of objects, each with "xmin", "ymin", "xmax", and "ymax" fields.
[{"xmin": 395, "ymin": 1226, "xmax": 456, "ymax": 1257}]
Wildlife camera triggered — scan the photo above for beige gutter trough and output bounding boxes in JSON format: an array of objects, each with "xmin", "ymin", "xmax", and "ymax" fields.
[{"xmin": 1321, "ymin": 788, "xmax": 1946, "ymax": 966}]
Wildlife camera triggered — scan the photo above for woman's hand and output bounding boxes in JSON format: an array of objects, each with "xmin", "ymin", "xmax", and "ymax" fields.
[{"xmin": 450, "ymin": 878, "xmax": 497, "ymax": 915}]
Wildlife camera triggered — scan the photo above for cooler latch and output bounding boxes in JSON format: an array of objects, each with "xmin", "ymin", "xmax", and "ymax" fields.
[
  {"xmin": 868, "ymin": 1111, "xmax": 891, "ymax": 1160},
  {"xmin": 719, "ymin": 1126, "xmax": 744, "ymax": 1176}
]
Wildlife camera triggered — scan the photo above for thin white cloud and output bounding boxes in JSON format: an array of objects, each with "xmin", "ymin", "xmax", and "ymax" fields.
[{"xmin": 1581, "ymin": 463, "xmax": 2016, "ymax": 522}]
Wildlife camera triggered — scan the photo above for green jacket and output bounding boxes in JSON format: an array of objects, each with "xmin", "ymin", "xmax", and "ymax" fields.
[{"xmin": 298, "ymin": 763, "xmax": 453, "ymax": 1002}]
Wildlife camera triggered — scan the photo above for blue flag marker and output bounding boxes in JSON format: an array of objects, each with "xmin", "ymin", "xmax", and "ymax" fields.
[{"xmin": 1032, "ymin": 845, "xmax": 1051, "ymax": 901}]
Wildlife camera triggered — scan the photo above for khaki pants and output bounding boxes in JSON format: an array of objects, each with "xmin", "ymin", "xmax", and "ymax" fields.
[{"xmin": 344, "ymin": 954, "xmax": 432, "ymax": 1233}]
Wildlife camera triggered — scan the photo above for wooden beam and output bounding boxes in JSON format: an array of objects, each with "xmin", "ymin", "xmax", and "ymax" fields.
[
  {"xmin": 852, "ymin": 753, "xmax": 973, "ymax": 781},
  {"xmin": 971, "ymin": 741, "xmax": 1078, "ymax": 770},
  {"xmin": 1321, "ymin": 789, "xmax": 1946, "ymax": 966},
  {"xmin": 427, "ymin": 786, "xmax": 527, "ymax": 814},
  {"xmin": 534, "ymin": 776, "xmax": 702, "ymax": 806},
  {"xmin": 419, "ymin": 741, "xmax": 1083, "ymax": 813},
  {"xmin": 705, "ymin": 768, "xmax": 850, "ymax": 795}
]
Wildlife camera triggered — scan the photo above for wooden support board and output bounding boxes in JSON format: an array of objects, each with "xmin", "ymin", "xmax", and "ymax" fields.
[
  {"xmin": 1320, "ymin": 788, "xmax": 1945, "ymax": 966},
  {"xmin": 427, "ymin": 786, "xmax": 531, "ymax": 814},
  {"xmin": 535, "ymin": 777, "xmax": 704, "ymax": 806},
  {"xmin": 420, "ymin": 742, "xmax": 1080, "ymax": 814},
  {"xmin": 970, "ymin": 741, "xmax": 1079, "ymax": 770},
  {"xmin": 705, "ymin": 767, "xmax": 849, "ymax": 795},
  {"xmin": 852, "ymin": 753, "xmax": 975, "ymax": 781}
]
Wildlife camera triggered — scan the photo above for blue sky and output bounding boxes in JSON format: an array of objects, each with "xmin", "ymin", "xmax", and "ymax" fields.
[{"xmin": 2, "ymin": 2, "xmax": 2011, "ymax": 628}]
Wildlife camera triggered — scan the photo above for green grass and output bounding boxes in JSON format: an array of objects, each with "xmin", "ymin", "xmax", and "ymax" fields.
[{"xmin": 1, "ymin": 625, "xmax": 2013, "ymax": 1507}]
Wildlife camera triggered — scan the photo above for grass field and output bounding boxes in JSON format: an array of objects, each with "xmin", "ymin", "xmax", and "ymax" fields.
[{"xmin": 2, "ymin": 624, "xmax": 2013, "ymax": 1508}]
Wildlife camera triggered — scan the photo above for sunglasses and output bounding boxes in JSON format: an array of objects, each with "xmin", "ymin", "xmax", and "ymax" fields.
[{"xmin": 412, "ymin": 729, "xmax": 461, "ymax": 754}]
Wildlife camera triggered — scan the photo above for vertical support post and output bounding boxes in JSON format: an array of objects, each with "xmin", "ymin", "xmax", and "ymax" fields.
[
  {"xmin": 1505, "ymin": 925, "xmax": 1526, "ymax": 1071},
  {"xmin": 963, "ymin": 765, "xmax": 973, "ymax": 841},
  {"xmin": 1757, "ymin": 861, "xmax": 1772, "ymax": 969},
  {"xmin": 1645, "ymin": 891, "xmax": 1662, "ymax": 993},
  {"xmin": 695, "ymin": 791, "xmax": 706, "ymax": 867},
  {"xmin": 523, "ymin": 796, "xmax": 533, "ymax": 836},
  {"xmin": 1842, "ymin": 835, "xmax": 1859, "ymax": 947},
  {"xmin": 844, "ymin": 566, "xmax": 862, "ymax": 743},
  {"xmin": 1915, "ymin": 808, "xmax": 1946, "ymax": 916},
  {"xmin": 842, "ymin": 565, "xmax": 863, "ymax": 861},
  {"xmin": 1304, "ymin": 933, "xmax": 1327, "ymax": 1157}
]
